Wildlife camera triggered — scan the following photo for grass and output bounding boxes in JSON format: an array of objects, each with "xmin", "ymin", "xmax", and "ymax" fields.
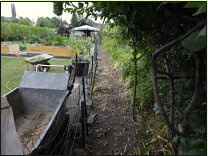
[{"xmin": 1, "ymin": 56, "xmax": 71, "ymax": 96}]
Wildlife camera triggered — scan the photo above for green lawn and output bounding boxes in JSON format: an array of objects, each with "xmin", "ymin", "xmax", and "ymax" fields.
[{"xmin": 1, "ymin": 56, "xmax": 71, "ymax": 96}]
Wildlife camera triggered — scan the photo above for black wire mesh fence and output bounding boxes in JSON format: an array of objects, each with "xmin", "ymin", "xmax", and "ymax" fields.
[
  {"xmin": 16, "ymin": 37, "xmax": 99, "ymax": 155},
  {"xmin": 85, "ymin": 36, "xmax": 99, "ymax": 101}
]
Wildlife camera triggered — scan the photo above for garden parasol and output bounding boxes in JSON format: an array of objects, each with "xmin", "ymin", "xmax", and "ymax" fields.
[
  {"xmin": 72, "ymin": 25, "xmax": 100, "ymax": 37},
  {"xmin": 72, "ymin": 25, "xmax": 100, "ymax": 32}
]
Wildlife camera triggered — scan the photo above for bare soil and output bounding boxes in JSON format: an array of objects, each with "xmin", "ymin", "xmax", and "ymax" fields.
[
  {"xmin": 85, "ymin": 45, "xmax": 138, "ymax": 155},
  {"xmin": 16, "ymin": 111, "xmax": 53, "ymax": 154}
]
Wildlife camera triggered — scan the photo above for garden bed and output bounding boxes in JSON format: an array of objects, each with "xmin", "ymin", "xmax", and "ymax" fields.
[
  {"xmin": 1, "ymin": 44, "xmax": 19, "ymax": 54},
  {"xmin": 27, "ymin": 46, "xmax": 73, "ymax": 57}
]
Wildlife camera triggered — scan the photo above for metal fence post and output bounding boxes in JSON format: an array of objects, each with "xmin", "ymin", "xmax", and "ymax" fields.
[
  {"xmin": 81, "ymin": 100, "xmax": 85, "ymax": 148},
  {"xmin": 82, "ymin": 76, "xmax": 89, "ymax": 136},
  {"xmin": 94, "ymin": 37, "xmax": 98, "ymax": 63}
]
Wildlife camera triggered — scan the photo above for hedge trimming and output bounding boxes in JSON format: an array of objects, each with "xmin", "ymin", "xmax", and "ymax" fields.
[{"xmin": 1, "ymin": 22, "xmax": 54, "ymax": 41}]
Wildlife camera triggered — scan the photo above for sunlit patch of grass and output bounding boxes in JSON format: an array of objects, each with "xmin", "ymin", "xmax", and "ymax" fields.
[{"xmin": 1, "ymin": 56, "xmax": 71, "ymax": 96}]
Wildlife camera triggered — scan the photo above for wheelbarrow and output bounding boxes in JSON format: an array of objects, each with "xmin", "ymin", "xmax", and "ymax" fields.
[
  {"xmin": 16, "ymin": 52, "xmax": 54, "ymax": 71},
  {"xmin": 1, "ymin": 71, "xmax": 72, "ymax": 155}
]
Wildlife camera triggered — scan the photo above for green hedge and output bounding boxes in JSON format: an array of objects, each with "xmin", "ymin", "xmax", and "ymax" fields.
[{"xmin": 1, "ymin": 22, "xmax": 54, "ymax": 41}]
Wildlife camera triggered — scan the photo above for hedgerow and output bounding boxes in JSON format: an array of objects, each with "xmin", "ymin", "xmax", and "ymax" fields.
[{"xmin": 1, "ymin": 22, "xmax": 53, "ymax": 41}]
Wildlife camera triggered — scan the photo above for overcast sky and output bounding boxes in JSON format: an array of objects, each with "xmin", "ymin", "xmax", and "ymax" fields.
[{"xmin": 1, "ymin": 2, "xmax": 102, "ymax": 24}]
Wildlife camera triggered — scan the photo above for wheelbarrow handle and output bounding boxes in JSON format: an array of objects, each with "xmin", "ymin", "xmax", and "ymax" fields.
[{"xmin": 16, "ymin": 54, "xmax": 30, "ymax": 63}]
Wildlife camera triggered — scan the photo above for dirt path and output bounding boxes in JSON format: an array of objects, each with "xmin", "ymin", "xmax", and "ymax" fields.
[{"xmin": 85, "ymin": 45, "xmax": 138, "ymax": 155}]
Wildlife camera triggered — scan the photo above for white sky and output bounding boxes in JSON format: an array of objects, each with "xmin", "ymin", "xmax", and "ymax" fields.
[{"xmin": 1, "ymin": 2, "xmax": 102, "ymax": 24}]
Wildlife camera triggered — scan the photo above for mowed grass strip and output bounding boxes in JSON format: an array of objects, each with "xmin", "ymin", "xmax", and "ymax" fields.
[{"xmin": 1, "ymin": 56, "xmax": 71, "ymax": 96}]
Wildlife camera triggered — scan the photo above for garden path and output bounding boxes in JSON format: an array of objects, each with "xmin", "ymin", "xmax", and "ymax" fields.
[{"xmin": 85, "ymin": 45, "xmax": 138, "ymax": 155}]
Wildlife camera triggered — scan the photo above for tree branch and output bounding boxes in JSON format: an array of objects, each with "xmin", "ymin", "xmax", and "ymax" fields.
[
  {"xmin": 157, "ymin": 71, "xmax": 171, "ymax": 77},
  {"xmin": 152, "ymin": 57, "xmax": 184, "ymax": 136},
  {"xmin": 140, "ymin": 40, "xmax": 159, "ymax": 50},
  {"xmin": 69, "ymin": 2, "xmax": 78, "ymax": 9},
  {"xmin": 153, "ymin": 21, "xmax": 206, "ymax": 59},
  {"xmin": 163, "ymin": 56, "xmax": 175, "ymax": 140},
  {"xmin": 151, "ymin": 21, "xmax": 206, "ymax": 136}
]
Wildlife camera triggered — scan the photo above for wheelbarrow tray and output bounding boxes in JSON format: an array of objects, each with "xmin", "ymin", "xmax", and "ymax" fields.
[
  {"xmin": 2, "ymin": 71, "xmax": 70, "ymax": 155},
  {"xmin": 17, "ymin": 52, "xmax": 53, "ymax": 65}
]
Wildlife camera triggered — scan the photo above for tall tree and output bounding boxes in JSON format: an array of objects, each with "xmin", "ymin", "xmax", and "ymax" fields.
[
  {"xmin": 18, "ymin": 17, "xmax": 31, "ymax": 26},
  {"xmin": 11, "ymin": 3, "xmax": 16, "ymax": 18},
  {"xmin": 36, "ymin": 17, "xmax": 50, "ymax": 28},
  {"xmin": 57, "ymin": 21, "xmax": 65, "ymax": 36},
  {"xmin": 50, "ymin": 17, "xmax": 61, "ymax": 28}
]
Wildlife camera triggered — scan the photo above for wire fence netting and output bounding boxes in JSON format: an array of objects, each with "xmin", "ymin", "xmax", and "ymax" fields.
[{"xmin": 5, "ymin": 36, "xmax": 99, "ymax": 155}]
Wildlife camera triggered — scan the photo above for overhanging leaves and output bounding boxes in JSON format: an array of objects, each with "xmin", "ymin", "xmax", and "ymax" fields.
[
  {"xmin": 197, "ymin": 25, "xmax": 206, "ymax": 39},
  {"xmin": 192, "ymin": 2, "xmax": 206, "ymax": 16},
  {"xmin": 181, "ymin": 30, "xmax": 206, "ymax": 52}
]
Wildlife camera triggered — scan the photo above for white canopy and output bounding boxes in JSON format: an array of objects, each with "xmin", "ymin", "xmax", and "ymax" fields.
[{"xmin": 72, "ymin": 25, "xmax": 100, "ymax": 32}]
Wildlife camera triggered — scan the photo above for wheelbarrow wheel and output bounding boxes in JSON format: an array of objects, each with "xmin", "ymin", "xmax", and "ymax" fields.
[
  {"xmin": 36, "ymin": 65, "xmax": 43, "ymax": 72},
  {"xmin": 42, "ymin": 62, "xmax": 50, "ymax": 72}
]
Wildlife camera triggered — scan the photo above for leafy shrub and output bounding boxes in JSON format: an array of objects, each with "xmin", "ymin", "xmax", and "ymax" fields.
[
  {"xmin": 102, "ymin": 32, "xmax": 154, "ymax": 111},
  {"xmin": 25, "ymin": 34, "xmax": 40, "ymax": 44},
  {"xmin": 19, "ymin": 43, "xmax": 27, "ymax": 51},
  {"xmin": 43, "ymin": 36, "xmax": 67, "ymax": 46}
]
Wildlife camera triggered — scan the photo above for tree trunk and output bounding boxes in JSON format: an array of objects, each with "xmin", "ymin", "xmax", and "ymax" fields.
[
  {"xmin": 152, "ymin": 56, "xmax": 184, "ymax": 136},
  {"xmin": 151, "ymin": 21, "xmax": 205, "ymax": 137}
]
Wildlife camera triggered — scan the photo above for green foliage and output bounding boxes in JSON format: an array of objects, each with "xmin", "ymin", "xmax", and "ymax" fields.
[
  {"xmin": 50, "ymin": 17, "xmax": 61, "ymax": 28},
  {"xmin": 70, "ymin": 14, "xmax": 78, "ymax": 25},
  {"xmin": 36, "ymin": 17, "xmax": 51, "ymax": 28},
  {"xmin": 44, "ymin": 36, "xmax": 67, "ymax": 46},
  {"xmin": 19, "ymin": 43, "xmax": 27, "ymax": 51},
  {"xmin": 69, "ymin": 35, "xmax": 93, "ymax": 61},
  {"xmin": 18, "ymin": 18, "xmax": 31, "ymax": 26},
  {"xmin": 184, "ymin": 2, "xmax": 206, "ymax": 16},
  {"xmin": 181, "ymin": 30, "xmax": 206, "ymax": 52},
  {"xmin": 1, "ymin": 22, "xmax": 53, "ymax": 41},
  {"xmin": 197, "ymin": 25, "xmax": 206, "ymax": 39},
  {"xmin": 102, "ymin": 22, "xmax": 206, "ymax": 154},
  {"xmin": 10, "ymin": 18, "xmax": 18, "ymax": 23},
  {"xmin": 184, "ymin": 2, "xmax": 206, "ymax": 39},
  {"xmin": 102, "ymin": 26, "xmax": 154, "ymax": 110},
  {"xmin": 55, "ymin": 1, "xmax": 207, "ymax": 155},
  {"xmin": 1, "ymin": 16, "xmax": 6, "ymax": 22},
  {"xmin": 57, "ymin": 21, "xmax": 65, "ymax": 36},
  {"xmin": 25, "ymin": 34, "xmax": 40, "ymax": 44},
  {"xmin": 53, "ymin": 2, "xmax": 63, "ymax": 16},
  {"xmin": 179, "ymin": 137, "xmax": 206, "ymax": 155}
]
